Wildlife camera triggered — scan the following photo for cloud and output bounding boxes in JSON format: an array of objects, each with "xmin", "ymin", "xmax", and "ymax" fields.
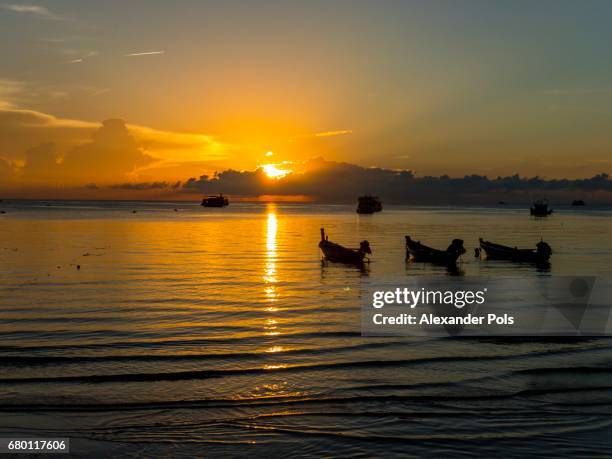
[
  {"xmin": 313, "ymin": 130, "xmax": 353, "ymax": 138},
  {"xmin": 129, "ymin": 124, "xmax": 228, "ymax": 162},
  {"xmin": 110, "ymin": 181, "xmax": 180, "ymax": 190},
  {"xmin": 124, "ymin": 51, "xmax": 165, "ymax": 57},
  {"xmin": 0, "ymin": 105, "xmax": 232, "ymax": 186},
  {"xmin": 90, "ymin": 88, "xmax": 110, "ymax": 96},
  {"xmin": 0, "ymin": 106, "xmax": 97, "ymax": 162},
  {"xmin": 64, "ymin": 119, "xmax": 157, "ymax": 177},
  {"xmin": 1, "ymin": 3, "xmax": 64, "ymax": 20},
  {"xmin": 0, "ymin": 79, "xmax": 25, "ymax": 104},
  {"xmin": 17, "ymin": 120, "xmax": 156, "ymax": 186},
  {"xmin": 64, "ymin": 51, "xmax": 98, "ymax": 64},
  {"xmin": 182, "ymin": 157, "xmax": 612, "ymax": 204},
  {"xmin": 0, "ymin": 80, "xmax": 71, "ymax": 108}
]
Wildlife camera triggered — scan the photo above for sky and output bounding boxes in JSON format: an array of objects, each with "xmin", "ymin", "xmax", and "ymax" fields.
[{"xmin": 1, "ymin": 0, "xmax": 612, "ymax": 198}]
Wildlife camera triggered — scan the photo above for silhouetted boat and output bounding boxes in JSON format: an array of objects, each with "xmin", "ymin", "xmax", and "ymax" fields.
[
  {"xmin": 319, "ymin": 228, "xmax": 370, "ymax": 264},
  {"xmin": 201, "ymin": 194, "xmax": 229, "ymax": 207},
  {"xmin": 479, "ymin": 238, "xmax": 552, "ymax": 263},
  {"xmin": 530, "ymin": 199, "xmax": 552, "ymax": 216},
  {"xmin": 571, "ymin": 199, "xmax": 585, "ymax": 206},
  {"xmin": 405, "ymin": 236, "xmax": 465, "ymax": 264},
  {"xmin": 356, "ymin": 195, "xmax": 382, "ymax": 214}
]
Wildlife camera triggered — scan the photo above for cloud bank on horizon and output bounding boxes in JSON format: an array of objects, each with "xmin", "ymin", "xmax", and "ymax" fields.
[
  {"xmin": 1, "ymin": 104, "xmax": 611, "ymax": 204},
  {"xmin": 180, "ymin": 157, "xmax": 612, "ymax": 205}
]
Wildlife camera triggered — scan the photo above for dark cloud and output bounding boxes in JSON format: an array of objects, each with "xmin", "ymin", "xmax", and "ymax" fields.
[
  {"xmin": 111, "ymin": 181, "xmax": 171, "ymax": 190},
  {"xmin": 183, "ymin": 158, "xmax": 612, "ymax": 204},
  {"xmin": 108, "ymin": 180, "xmax": 182, "ymax": 190}
]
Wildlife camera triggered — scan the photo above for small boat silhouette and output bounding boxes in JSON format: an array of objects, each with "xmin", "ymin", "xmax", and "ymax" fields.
[
  {"xmin": 479, "ymin": 238, "xmax": 552, "ymax": 263},
  {"xmin": 201, "ymin": 194, "xmax": 229, "ymax": 207},
  {"xmin": 319, "ymin": 228, "xmax": 370, "ymax": 264},
  {"xmin": 405, "ymin": 236, "xmax": 465, "ymax": 264},
  {"xmin": 356, "ymin": 195, "xmax": 382, "ymax": 214},
  {"xmin": 530, "ymin": 199, "xmax": 553, "ymax": 216}
]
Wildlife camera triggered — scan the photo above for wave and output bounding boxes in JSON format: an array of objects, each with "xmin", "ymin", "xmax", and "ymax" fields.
[
  {"xmin": 5, "ymin": 385, "xmax": 612, "ymax": 413},
  {"xmin": 1, "ymin": 349, "xmax": 607, "ymax": 384},
  {"xmin": 0, "ymin": 331, "xmax": 362, "ymax": 352},
  {"xmin": 0, "ymin": 341, "xmax": 406, "ymax": 366},
  {"xmin": 0, "ymin": 339, "xmax": 606, "ymax": 369},
  {"xmin": 517, "ymin": 366, "xmax": 612, "ymax": 375}
]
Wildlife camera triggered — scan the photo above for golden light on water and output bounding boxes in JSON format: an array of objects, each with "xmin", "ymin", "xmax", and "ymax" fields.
[
  {"xmin": 264, "ymin": 364, "xmax": 287, "ymax": 370},
  {"xmin": 263, "ymin": 204, "xmax": 281, "ymax": 335},
  {"xmin": 266, "ymin": 345, "xmax": 284, "ymax": 353},
  {"xmin": 266, "ymin": 209, "xmax": 277, "ymax": 253},
  {"xmin": 263, "ymin": 208, "xmax": 277, "ymax": 285}
]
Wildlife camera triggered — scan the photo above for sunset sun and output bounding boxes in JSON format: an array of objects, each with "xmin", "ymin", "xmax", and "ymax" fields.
[{"xmin": 262, "ymin": 163, "xmax": 291, "ymax": 179}]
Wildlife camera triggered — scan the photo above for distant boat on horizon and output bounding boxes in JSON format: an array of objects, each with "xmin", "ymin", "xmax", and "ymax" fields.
[
  {"xmin": 356, "ymin": 195, "xmax": 382, "ymax": 214},
  {"xmin": 530, "ymin": 199, "xmax": 553, "ymax": 216},
  {"xmin": 571, "ymin": 199, "xmax": 586, "ymax": 206},
  {"xmin": 201, "ymin": 194, "xmax": 229, "ymax": 207}
]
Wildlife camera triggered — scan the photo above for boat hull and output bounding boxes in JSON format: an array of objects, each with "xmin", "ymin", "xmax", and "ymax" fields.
[
  {"xmin": 479, "ymin": 239, "xmax": 551, "ymax": 263},
  {"xmin": 201, "ymin": 195, "xmax": 229, "ymax": 207},
  {"xmin": 356, "ymin": 208, "xmax": 379, "ymax": 214},
  {"xmin": 319, "ymin": 240, "xmax": 366, "ymax": 264},
  {"xmin": 202, "ymin": 201, "xmax": 228, "ymax": 207},
  {"xmin": 405, "ymin": 237, "xmax": 464, "ymax": 265},
  {"xmin": 530, "ymin": 208, "xmax": 552, "ymax": 216}
]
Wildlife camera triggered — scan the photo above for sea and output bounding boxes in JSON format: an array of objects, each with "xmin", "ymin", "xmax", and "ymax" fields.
[{"xmin": 1, "ymin": 200, "xmax": 612, "ymax": 457}]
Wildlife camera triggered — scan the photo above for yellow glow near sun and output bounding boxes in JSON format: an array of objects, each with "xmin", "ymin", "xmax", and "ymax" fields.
[
  {"xmin": 265, "ymin": 151, "xmax": 274, "ymax": 157},
  {"xmin": 262, "ymin": 163, "xmax": 291, "ymax": 179}
]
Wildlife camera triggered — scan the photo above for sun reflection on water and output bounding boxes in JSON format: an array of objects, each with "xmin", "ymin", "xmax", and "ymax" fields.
[
  {"xmin": 266, "ymin": 345, "xmax": 284, "ymax": 353},
  {"xmin": 260, "ymin": 204, "xmax": 286, "ymax": 382},
  {"xmin": 263, "ymin": 207, "xmax": 277, "ymax": 287},
  {"xmin": 263, "ymin": 364, "xmax": 287, "ymax": 370},
  {"xmin": 263, "ymin": 204, "xmax": 281, "ymax": 334}
]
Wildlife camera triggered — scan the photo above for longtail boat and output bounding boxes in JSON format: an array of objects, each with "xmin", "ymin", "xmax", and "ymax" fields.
[
  {"xmin": 479, "ymin": 238, "xmax": 552, "ymax": 263},
  {"xmin": 319, "ymin": 228, "xmax": 371, "ymax": 264},
  {"xmin": 405, "ymin": 236, "xmax": 465, "ymax": 264}
]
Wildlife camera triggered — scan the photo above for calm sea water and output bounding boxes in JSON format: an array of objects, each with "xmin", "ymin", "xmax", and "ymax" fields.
[{"xmin": 1, "ymin": 201, "xmax": 612, "ymax": 457}]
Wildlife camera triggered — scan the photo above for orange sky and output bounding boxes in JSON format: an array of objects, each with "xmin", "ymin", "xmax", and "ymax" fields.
[{"xmin": 2, "ymin": 1, "xmax": 612, "ymax": 198}]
